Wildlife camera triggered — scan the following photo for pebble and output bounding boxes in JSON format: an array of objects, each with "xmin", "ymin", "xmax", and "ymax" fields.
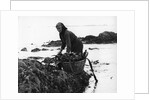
[{"xmin": 110, "ymin": 76, "xmax": 113, "ymax": 79}]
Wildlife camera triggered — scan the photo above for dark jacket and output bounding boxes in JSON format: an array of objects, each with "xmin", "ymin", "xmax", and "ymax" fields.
[{"xmin": 60, "ymin": 29, "xmax": 83, "ymax": 54}]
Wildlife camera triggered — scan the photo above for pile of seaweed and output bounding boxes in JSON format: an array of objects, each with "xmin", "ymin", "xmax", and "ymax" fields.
[
  {"xmin": 18, "ymin": 58, "xmax": 91, "ymax": 93},
  {"xmin": 55, "ymin": 51, "xmax": 88, "ymax": 62}
]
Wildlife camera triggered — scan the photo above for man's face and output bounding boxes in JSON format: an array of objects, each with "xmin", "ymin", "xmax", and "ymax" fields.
[{"xmin": 56, "ymin": 24, "xmax": 62, "ymax": 33}]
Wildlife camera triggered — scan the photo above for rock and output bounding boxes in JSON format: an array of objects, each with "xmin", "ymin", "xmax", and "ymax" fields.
[
  {"xmin": 93, "ymin": 60, "xmax": 99, "ymax": 65},
  {"xmin": 100, "ymin": 63, "xmax": 110, "ymax": 65},
  {"xmin": 110, "ymin": 76, "xmax": 113, "ymax": 79},
  {"xmin": 88, "ymin": 48, "xmax": 99, "ymax": 50},
  {"xmin": 42, "ymin": 40, "xmax": 62, "ymax": 47},
  {"xmin": 21, "ymin": 47, "xmax": 27, "ymax": 51},
  {"xmin": 98, "ymin": 31, "xmax": 117, "ymax": 43},
  {"xmin": 31, "ymin": 48, "xmax": 41, "ymax": 52},
  {"xmin": 41, "ymin": 48, "xmax": 49, "ymax": 51},
  {"xmin": 82, "ymin": 35, "xmax": 98, "ymax": 44},
  {"xmin": 81, "ymin": 31, "xmax": 117, "ymax": 44},
  {"xmin": 57, "ymin": 48, "xmax": 61, "ymax": 50},
  {"xmin": 88, "ymin": 86, "xmax": 91, "ymax": 88}
]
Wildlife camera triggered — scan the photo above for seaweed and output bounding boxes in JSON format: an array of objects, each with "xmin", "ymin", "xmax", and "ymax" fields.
[{"xmin": 18, "ymin": 59, "xmax": 91, "ymax": 93}]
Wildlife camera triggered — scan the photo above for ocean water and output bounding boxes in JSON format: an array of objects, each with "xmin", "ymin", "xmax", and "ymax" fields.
[{"xmin": 18, "ymin": 43, "xmax": 117, "ymax": 93}]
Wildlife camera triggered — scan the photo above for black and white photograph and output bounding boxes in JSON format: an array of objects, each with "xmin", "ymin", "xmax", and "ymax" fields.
[
  {"xmin": 0, "ymin": 9, "xmax": 136, "ymax": 100},
  {"xmin": 18, "ymin": 16, "xmax": 117, "ymax": 93}
]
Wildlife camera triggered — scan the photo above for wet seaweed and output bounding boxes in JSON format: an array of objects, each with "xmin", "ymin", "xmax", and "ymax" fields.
[{"xmin": 18, "ymin": 59, "xmax": 91, "ymax": 93}]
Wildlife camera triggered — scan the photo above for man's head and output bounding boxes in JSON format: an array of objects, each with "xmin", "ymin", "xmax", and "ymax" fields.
[{"xmin": 56, "ymin": 22, "xmax": 67, "ymax": 33}]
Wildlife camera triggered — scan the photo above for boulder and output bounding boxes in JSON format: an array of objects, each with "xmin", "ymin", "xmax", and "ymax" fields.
[
  {"xmin": 98, "ymin": 31, "xmax": 117, "ymax": 43},
  {"xmin": 81, "ymin": 31, "xmax": 117, "ymax": 44},
  {"xmin": 82, "ymin": 35, "xmax": 98, "ymax": 44},
  {"xmin": 31, "ymin": 48, "xmax": 41, "ymax": 52},
  {"xmin": 21, "ymin": 47, "xmax": 27, "ymax": 51},
  {"xmin": 41, "ymin": 48, "xmax": 49, "ymax": 51}
]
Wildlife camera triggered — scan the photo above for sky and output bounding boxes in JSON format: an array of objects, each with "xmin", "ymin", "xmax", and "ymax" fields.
[{"xmin": 18, "ymin": 16, "xmax": 117, "ymax": 47}]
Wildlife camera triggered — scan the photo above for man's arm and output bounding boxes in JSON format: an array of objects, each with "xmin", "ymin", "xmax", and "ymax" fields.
[
  {"xmin": 61, "ymin": 41, "xmax": 66, "ymax": 50},
  {"xmin": 65, "ymin": 32, "xmax": 71, "ymax": 53}
]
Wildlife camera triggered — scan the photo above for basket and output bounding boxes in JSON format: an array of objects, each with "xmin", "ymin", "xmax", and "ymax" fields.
[{"xmin": 61, "ymin": 59, "xmax": 86, "ymax": 74}]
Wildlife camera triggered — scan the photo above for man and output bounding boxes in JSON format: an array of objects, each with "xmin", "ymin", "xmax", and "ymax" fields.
[{"xmin": 56, "ymin": 22, "xmax": 83, "ymax": 54}]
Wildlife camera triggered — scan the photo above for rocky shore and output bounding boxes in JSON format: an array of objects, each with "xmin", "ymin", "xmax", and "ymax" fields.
[{"xmin": 18, "ymin": 58, "xmax": 91, "ymax": 93}]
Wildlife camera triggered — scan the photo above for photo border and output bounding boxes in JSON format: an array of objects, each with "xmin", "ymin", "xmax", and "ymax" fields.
[
  {"xmin": 10, "ymin": 0, "xmax": 148, "ymax": 94},
  {"xmin": 0, "ymin": 10, "xmax": 134, "ymax": 100}
]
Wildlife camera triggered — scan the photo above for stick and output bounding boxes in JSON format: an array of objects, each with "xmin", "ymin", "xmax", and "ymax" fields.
[{"xmin": 86, "ymin": 58, "xmax": 98, "ymax": 83}]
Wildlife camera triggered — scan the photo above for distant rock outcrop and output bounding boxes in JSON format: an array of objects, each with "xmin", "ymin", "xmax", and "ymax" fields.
[
  {"xmin": 82, "ymin": 35, "xmax": 98, "ymax": 44},
  {"xmin": 98, "ymin": 31, "xmax": 117, "ymax": 43},
  {"xmin": 31, "ymin": 48, "xmax": 41, "ymax": 52},
  {"xmin": 42, "ymin": 40, "xmax": 61, "ymax": 47},
  {"xmin": 41, "ymin": 48, "xmax": 49, "ymax": 51},
  {"xmin": 81, "ymin": 31, "xmax": 117, "ymax": 44},
  {"xmin": 21, "ymin": 47, "xmax": 27, "ymax": 51}
]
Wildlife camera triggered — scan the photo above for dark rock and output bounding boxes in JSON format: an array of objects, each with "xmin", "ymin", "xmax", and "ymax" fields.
[
  {"xmin": 100, "ymin": 63, "xmax": 110, "ymax": 65},
  {"xmin": 88, "ymin": 86, "xmax": 91, "ymax": 88},
  {"xmin": 41, "ymin": 48, "xmax": 49, "ymax": 51},
  {"xmin": 42, "ymin": 40, "xmax": 62, "ymax": 47},
  {"xmin": 82, "ymin": 35, "xmax": 98, "ymax": 44},
  {"xmin": 31, "ymin": 48, "xmax": 41, "ymax": 52},
  {"xmin": 92, "ymin": 60, "xmax": 99, "ymax": 65},
  {"xmin": 82, "ymin": 31, "xmax": 117, "ymax": 44},
  {"xmin": 21, "ymin": 47, "xmax": 27, "ymax": 51},
  {"xmin": 110, "ymin": 76, "xmax": 113, "ymax": 79},
  {"xmin": 57, "ymin": 48, "xmax": 61, "ymax": 50},
  {"xmin": 98, "ymin": 31, "xmax": 117, "ymax": 43},
  {"xmin": 88, "ymin": 48, "xmax": 99, "ymax": 50}
]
